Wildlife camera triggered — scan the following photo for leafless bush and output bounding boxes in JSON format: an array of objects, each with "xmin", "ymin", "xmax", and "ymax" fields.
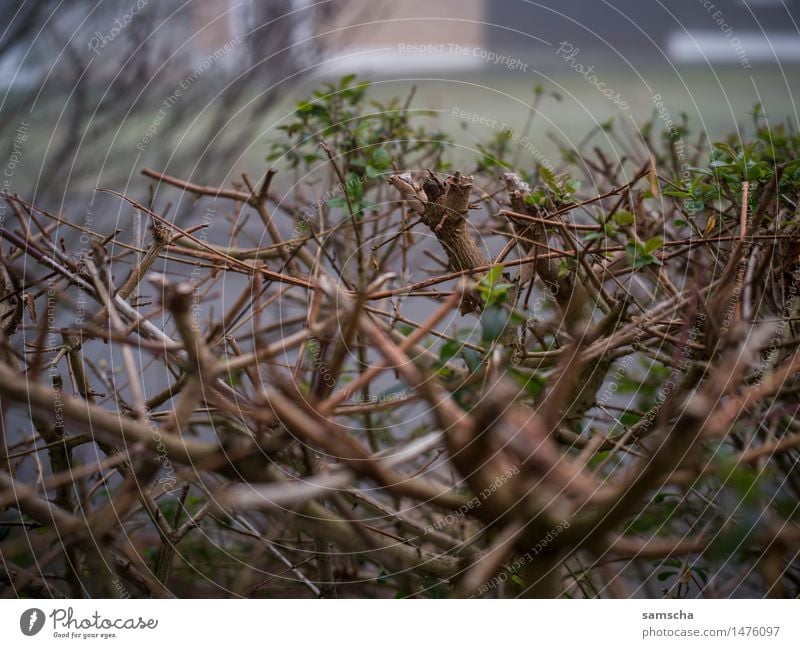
[{"xmin": 1, "ymin": 77, "xmax": 799, "ymax": 598}]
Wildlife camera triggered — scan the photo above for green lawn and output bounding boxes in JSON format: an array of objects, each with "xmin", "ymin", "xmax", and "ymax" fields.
[{"xmin": 9, "ymin": 65, "xmax": 799, "ymax": 200}]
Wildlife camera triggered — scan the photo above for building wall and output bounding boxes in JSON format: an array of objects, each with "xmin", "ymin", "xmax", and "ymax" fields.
[
  {"xmin": 486, "ymin": 0, "xmax": 800, "ymax": 64},
  {"xmin": 326, "ymin": 0, "xmax": 485, "ymax": 48}
]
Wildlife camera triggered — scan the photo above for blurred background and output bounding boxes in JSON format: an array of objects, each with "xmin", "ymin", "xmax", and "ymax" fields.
[{"xmin": 1, "ymin": 0, "xmax": 799, "ymax": 213}]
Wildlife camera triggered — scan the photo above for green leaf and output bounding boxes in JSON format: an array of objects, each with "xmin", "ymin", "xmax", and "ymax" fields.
[
  {"xmin": 620, "ymin": 411, "xmax": 642, "ymax": 426},
  {"xmin": 539, "ymin": 165, "xmax": 557, "ymax": 189},
  {"xmin": 370, "ymin": 146, "xmax": 391, "ymax": 169},
  {"xmin": 295, "ymin": 101, "xmax": 328, "ymax": 119},
  {"xmin": 508, "ymin": 309, "xmax": 526, "ymax": 325},
  {"xmin": 461, "ymin": 349, "xmax": 482, "ymax": 372},
  {"xmin": 439, "ymin": 339, "xmax": 462, "ymax": 362},
  {"xmin": 339, "ymin": 73, "xmax": 358, "ymax": 88},
  {"xmin": 708, "ymin": 521, "xmax": 757, "ymax": 562},
  {"xmin": 485, "ymin": 265, "xmax": 503, "ymax": 286},
  {"xmin": 524, "ymin": 191, "xmax": 546, "ymax": 207},
  {"xmin": 345, "ymin": 172, "xmax": 364, "ymax": 200},
  {"xmin": 508, "ymin": 368, "xmax": 546, "ymax": 398},
  {"xmin": 662, "ymin": 189, "xmax": 691, "ymax": 199},
  {"xmin": 645, "ymin": 237, "xmax": 665, "ymax": 253},
  {"xmin": 481, "ymin": 305, "xmax": 509, "ymax": 343},
  {"xmin": 613, "ymin": 210, "xmax": 635, "ymax": 226}
]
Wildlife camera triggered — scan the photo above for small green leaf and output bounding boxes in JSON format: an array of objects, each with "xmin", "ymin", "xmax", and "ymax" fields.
[
  {"xmin": 620, "ymin": 411, "xmax": 642, "ymax": 426},
  {"xmin": 524, "ymin": 191, "xmax": 546, "ymax": 207},
  {"xmin": 481, "ymin": 306, "xmax": 509, "ymax": 343},
  {"xmin": 645, "ymin": 237, "xmax": 665, "ymax": 253},
  {"xmin": 345, "ymin": 172, "xmax": 364, "ymax": 200},
  {"xmin": 613, "ymin": 210, "xmax": 635, "ymax": 226},
  {"xmin": 462, "ymin": 349, "xmax": 482, "ymax": 372},
  {"xmin": 663, "ymin": 189, "xmax": 692, "ymax": 199},
  {"xmin": 485, "ymin": 265, "xmax": 503, "ymax": 286},
  {"xmin": 339, "ymin": 73, "xmax": 358, "ymax": 87},
  {"xmin": 370, "ymin": 146, "xmax": 391, "ymax": 169},
  {"xmin": 539, "ymin": 165, "xmax": 557, "ymax": 189},
  {"xmin": 439, "ymin": 339, "xmax": 462, "ymax": 362}
]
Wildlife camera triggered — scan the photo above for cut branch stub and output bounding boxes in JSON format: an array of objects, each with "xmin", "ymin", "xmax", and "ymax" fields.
[
  {"xmin": 389, "ymin": 171, "xmax": 487, "ymax": 314},
  {"xmin": 0, "ymin": 249, "xmax": 22, "ymax": 337},
  {"xmin": 502, "ymin": 172, "xmax": 588, "ymax": 328}
]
